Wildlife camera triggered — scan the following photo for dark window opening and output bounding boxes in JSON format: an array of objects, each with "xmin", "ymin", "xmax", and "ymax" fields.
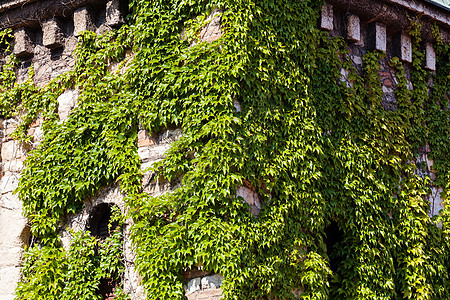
[
  {"xmin": 87, "ymin": 203, "xmax": 120, "ymax": 299},
  {"xmin": 98, "ymin": 278, "xmax": 119, "ymax": 300},
  {"xmin": 86, "ymin": 203, "xmax": 118, "ymax": 239},
  {"xmin": 120, "ymin": 0, "xmax": 130, "ymax": 20},
  {"xmin": 324, "ymin": 221, "xmax": 344, "ymax": 274}
]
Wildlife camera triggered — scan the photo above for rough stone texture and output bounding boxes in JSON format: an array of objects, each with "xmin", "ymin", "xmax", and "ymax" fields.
[
  {"xmin": 0, "ymin": 116, "xmax": 29, "ymax": 299},
  {"xmin": 320, "ymin": 4, "xmax": 334, "ymax": 31},
  {"xmin": 400, "ymin": 34, "xmax": 412, "ymax": 63},
  {"xmin": 201, "ymin": 274, "xmax": 223, "ymax": 290},
  {"xmin": 186, "ymin": 278, "xmax": 201, "ymax": 294},
  {"xmin": 233, "ymin": 99, "xmax": 241, "ymax": 112},
  {"xmin": 346, "ymin": 14, "xmax": 360, "ymax": 42},
  {"xmin": 200, "ymin": 10, "xmax": 223, "ymax": 43},
  {"xmin": 374, "ymin": 22, "xmax": 387, "ymax": 52},
  {"xmin": 1, "ymin": 141, "xmax": 24, "ymax": 162},
  {"xmin": 57, "ymin": 89, "xmax": 79, "ymax": 121},
  {"xmin": 29, "ymin": 28, "xmax": 78, "ymax": 86},
  {"xmin": 185, "ymin": 274, "xmax": 223, "ymax": 300},
  {"xmin": 426, "ymin": 43, "xmax": 436, "ymax": 71},
  {"xmin": 0, "ymin": 180, "xmax": 27, "ymax": 298},
  {"xmin": 187, "ymin": 288, "xmax": 222, "ymax": 300},
  {"xmin": 13, "ymin": 28, "xmax": 33, "ymax": 58},
  {"xmin": 106, "ymin": 0, "xmax": 124, "ymax": 27},
  {"xmin": 328, "ymin": 0, "xmax": 450, "ymax": 45},
  {"xmin": 138, "ymin": 129, "xmax": 182, "ymax": 164},
  {"xmin": 339, "ymin": 67, "xmax": 353, "ymax": 88},
  {"xmin": 73, "ymin": 6, "xmax": 95, "ymax": 37},
  {"xmin": 379, "ymin": 63, "xmax": 398, "ymax": 111},
  {"xmin": 236, "ymin": 186, "xmax": 262, "ymax": 216},
  {"xmin": 428, "ymin": 187, "xmax": 444, "ymax": 218},
  {"xmin": 0, "ymin": 266, "xmax": 23, "ymax": 296},
  {"xmin": 138, "ymin": 129, "xmax": 156, "ymax": 148},
  {"xmin": 42, "ymin": 18, "xmax": 64, "ymax": 49}
]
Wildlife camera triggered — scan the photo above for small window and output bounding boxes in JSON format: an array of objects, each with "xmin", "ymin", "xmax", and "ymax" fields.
[
  {"xmin": 87, "ymin": 203, "xmax": 120, "ymax": 299},
  {"xmin": 324, "ymin": 221, "xmax": 344, "ymax": 273},
  {"xmin": 86, "ymin": 203, "xmax": 118, "ymax": 239}
]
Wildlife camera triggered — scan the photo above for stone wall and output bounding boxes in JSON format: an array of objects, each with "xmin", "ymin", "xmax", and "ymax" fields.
[
  {"xmin": 321, "ymin": 0, "xmax": 450, "ymax": 218},
  {"xmin": 0, "ymin": 1, "xmax": 128, "ymax": 298},
  {"xmin": 0, "ymin": 0, "xmax": 450, "ymax": 299}
]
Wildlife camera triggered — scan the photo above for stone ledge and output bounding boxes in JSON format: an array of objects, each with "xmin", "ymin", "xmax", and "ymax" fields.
[
  {"xmin": 328, "ymin": 0, "xmax": 450, "ymax": 42},
  {"xmin": 0, "ymin": 0, "xmax": 107, "ymax": 30},
  {"xmin": 0, "ymin": 0, "xmax": 38, "ymax": 13}
]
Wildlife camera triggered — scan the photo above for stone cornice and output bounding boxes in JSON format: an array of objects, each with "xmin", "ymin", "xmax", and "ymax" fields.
[
  {"xmin": 0, "ymin": 0, "xmax": 106, "ymax": 30},
  {"xmin": 327, "ymin": 0, "xmax": 450, "ymax": 43},
  {"xmin": 328, "ymin": 0, "xmax": 450, "ymax": 28}
]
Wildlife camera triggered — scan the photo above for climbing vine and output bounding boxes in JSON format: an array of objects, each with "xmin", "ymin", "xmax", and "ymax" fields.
[{"xmin": 0, "ymin": 0, "xmax": 446, "ymax": 299}]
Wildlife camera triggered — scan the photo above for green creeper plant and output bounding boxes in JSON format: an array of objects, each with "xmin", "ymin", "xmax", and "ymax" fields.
[{"xmin": 2, "ymin": 0, "xmax": 449, "ymax": 299}]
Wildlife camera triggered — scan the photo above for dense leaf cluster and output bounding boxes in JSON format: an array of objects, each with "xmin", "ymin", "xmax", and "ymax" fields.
[{"xmin": 0, "ymin": 0, "xmax": 447, "ymax": 299}]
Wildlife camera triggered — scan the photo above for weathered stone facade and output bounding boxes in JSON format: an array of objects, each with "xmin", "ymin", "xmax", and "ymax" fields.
[{"xmin": 0, "ymin": 0, "xmax": 449, "ymax": 299}]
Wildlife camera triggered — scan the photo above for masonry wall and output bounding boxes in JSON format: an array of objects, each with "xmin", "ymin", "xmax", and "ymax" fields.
[{"xmin": 0, "ymin": 0, "xmax": 450, "ymax": 299}]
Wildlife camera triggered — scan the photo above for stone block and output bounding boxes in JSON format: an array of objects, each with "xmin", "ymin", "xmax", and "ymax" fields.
[
  {"xmin": 42, "ymin": 18, "xmax": 64, "ymax": 49},
  {"xmin": 33, "ymin": 56, "xmax": 52, "ymax": 85},
  {"xmin": 106, "ymin": 0, "xmax": 125, "ymax": 27},
  {"xmin": 236, "ymin": 186, "xmax": 261, "ymax": 216},
  {"xmin": 428, "ymin": 187, "xmax": 444, "ymax": 217},
  {"xmin": 73, "ymin": 7, "xmax": 95, "ymax": 37},
  {"xmin": 13, "ymin": 27, "xmax": 33, "ymax": 58},
  {"xmin": 1, "ymin": 141, "xmax": 23, "ymax": 161},
  {"xmin": 0, "ymin": 266, "xmax": 21, "ymax": 295},
  {"xmin": 375, "ymin": 23, "xmax": 386, "ymax": 51},
  {"xmin": 0, "ymin": 207, "xmax": 27, "ymax": 250},
  {"xmin": 0, "ymin": 294, "xmax": 14, "ymax": 300},
  {"xmin": 346, "ymin": 14, "xmax": 360, "ymax": 42},
  {"xmin": 58, "ymin": 89, "xmax": 79, "ymax": 121},
  {"xmin": 4, "ymin": 121, "xmax": 17, "ymax": 138},
  {"xmin": 196, "ymin": 288, "xmax": 222, "ymax": 299},
  {"xmin": 425, "ymin": 43, "xmax": 436, "ymax": 71},
  {"xmin": 0, "ymin": 247, "xmax": 23, "ymax": 267},
  {"xmin": 158, "ymin": 128, "xmax": 182, "ymax": 144},
  {"xmin": 138, "ymin": 130, "xmax": 149, "ymax": 140},
  {"xmin": 138, "ymin": 144, "xmax": 171, "ymax": 162},
  {"xmin": 400, "ymin": 34, "xmax": 412, "ymax": 63},
  {"xmin": 320, "ymin": 4, "xmax": 333, "ymax": 31},
  {"xmin": 138, "ymin": 138, "xmax": 155, "ymax": 147},
  {"xmin": 141, "ymin": 160, "xmax": 158, "ymax": 172},
  {"xmin": 186, "ymin": 278, "xmax": 201, "ymax": 295},
  {"xmin": 351, "ymin": 55, "xmax": 362, "ymax": 65},
  {"xmin": 200, "ymin": 10, "xmax": 222, "ymax": 43},
  {"xmin": 138, "ymin": 130, "xmax": 156, "ymax": 147},
  {"xmin": 0, "ymin": 173, "xmax": 19, "ymax": 195},
  {"xmin": 233, "ymin": 99, "xmax": 241, "ymax": 112},
  {"xmin": 201, "ymin": 274, "xmax": 223, "ymax": 289},
  {"xmin": 32, "ymin": 126, "xmax": 43, "ymax": 144},
  {"xmin": 1, "ymin": 192, "xmax": 21, "ymax": 210},
  {"xmin": 143, "ymin": 178, "xmax": 172, "ymax": 196},
  {"xmin": 369, "ymin": 22, "xmax": 386, "ymax": 51}
]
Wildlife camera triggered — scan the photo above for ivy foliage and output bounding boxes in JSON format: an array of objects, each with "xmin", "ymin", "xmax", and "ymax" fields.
[
  {"xmin": 1, "ymin": 0, "xmax": 449, "ymax": 299},
  {"xmin": 16, "ymin": 208, "xmax": 128, "ymax": 299}
]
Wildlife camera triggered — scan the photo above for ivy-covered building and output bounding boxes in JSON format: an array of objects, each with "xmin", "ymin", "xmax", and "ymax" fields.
[{"xmin": 1, "ymin": 0, "xmax": 450, "ymax": 299}]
